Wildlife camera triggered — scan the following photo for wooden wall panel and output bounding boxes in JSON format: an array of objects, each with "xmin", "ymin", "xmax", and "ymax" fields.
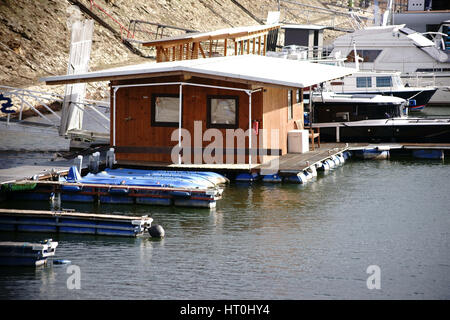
[
  {"xmin": 261, "ymin": 87, "xmax": 304, "ymax": 162},
  {"xmin": 111, "ymin": 77, "xmax": 265, "ymax": 164}
]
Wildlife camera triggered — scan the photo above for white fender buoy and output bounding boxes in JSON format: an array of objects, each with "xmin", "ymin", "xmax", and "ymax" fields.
[{"xmin": 326, "ymin": 158, "xmax": 336, "ymax": 169}]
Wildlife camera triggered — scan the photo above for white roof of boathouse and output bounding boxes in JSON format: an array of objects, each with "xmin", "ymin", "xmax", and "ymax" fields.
[{"xmin": 41, "ymin": 54, "xmax": 356, "ymax": 88}]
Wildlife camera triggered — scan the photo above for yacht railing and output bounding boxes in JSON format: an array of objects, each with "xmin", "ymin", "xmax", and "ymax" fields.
[{"xmin": 403, "ymin": 72, "xmax": 437, "ymax": 88}]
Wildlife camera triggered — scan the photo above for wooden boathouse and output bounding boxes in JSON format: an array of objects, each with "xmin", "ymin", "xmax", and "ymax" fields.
[{"xmin": 42, "ymin": 54, "xmax": 355, "ymax": 168}]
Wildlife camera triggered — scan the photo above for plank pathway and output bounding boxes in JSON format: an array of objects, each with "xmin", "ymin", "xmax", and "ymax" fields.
[{"xmin": 257, "ymin": 143, "xmax": 352, "ymax": 174}]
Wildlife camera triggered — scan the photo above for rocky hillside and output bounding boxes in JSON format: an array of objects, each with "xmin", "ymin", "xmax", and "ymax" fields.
[{"xmin": 0, "ymin": 0, "xmax": 373, "ymax": 99}]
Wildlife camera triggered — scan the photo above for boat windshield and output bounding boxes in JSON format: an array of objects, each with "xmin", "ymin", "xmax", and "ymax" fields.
[{"xmin": 392, "ymin": 75, "xmax": 404, "ymax": 88}]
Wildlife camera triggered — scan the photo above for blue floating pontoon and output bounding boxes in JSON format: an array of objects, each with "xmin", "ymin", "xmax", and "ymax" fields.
[
  {"xmin": 262, "ymin": 174, "xmax": 282, "ymax": 183},
  {"xmin": 0, "ymin": 239, "xmax": 58, "ymax": 267},
  {"xmin": 412, "ymin": 149, "xmax": 444, "ymax": 160},
  {"xmin": 235, "ymin": 172, "xmax": 259, "ymax": 182},
  {"xmin": 0, "ymin": 208, "xmax": 153, "ymax": 238}
]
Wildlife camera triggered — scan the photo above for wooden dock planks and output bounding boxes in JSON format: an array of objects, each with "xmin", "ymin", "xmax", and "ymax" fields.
[{"xmin": 256, "ymin": 142, "xmax": 349, "ymax": 174}]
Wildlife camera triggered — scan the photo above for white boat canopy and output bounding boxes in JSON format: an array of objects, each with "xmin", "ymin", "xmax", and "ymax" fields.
[{"xmin": 41, "ymin": 54, "xmax": 357, "ymax": 89}]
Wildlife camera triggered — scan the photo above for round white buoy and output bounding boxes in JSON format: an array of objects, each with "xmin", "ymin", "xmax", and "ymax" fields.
[
  {"xmin": 148, "ymin": 225, "xmax": 165, "ymax": 238},
  {"xmin": 318, "ymin": 161, "xmax": 330, "ymax": 171},
  {"xmin": 331, "ymin": 155, "xmax": 341, "ymax": 166},
  {"xmin": 304, "ymin": 170, "xmax": 313, "ymax": 180},
  {"xmin": 326, "ymin": 159, "xmax": 336, "ymax": 169}
]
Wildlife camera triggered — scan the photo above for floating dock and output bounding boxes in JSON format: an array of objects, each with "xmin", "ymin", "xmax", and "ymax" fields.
[
  {"xmin": 0, "ymin": 208, "xmax": 153, "ymax": 237},
  {"xmin": 1, "ymin": 165, "xmax": 226, "ymax": 209},
  {"xmin": 0, "ymin": 239, "xmax": 58, "ymax": 266}
]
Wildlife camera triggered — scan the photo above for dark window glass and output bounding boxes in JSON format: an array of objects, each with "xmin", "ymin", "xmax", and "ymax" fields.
[
  {"xmin": 296, "ymin": 89, "xmax": 303, "ymax": 103},
  {"xmin": 288, "ymin": 90, "xmax": 293, "ymax": 120},
  {"xmin": 346, "ymin": 50, "xmax": 382, "ymax": 63},
  {"xmin": 376, "ymin": 76, "xmax": 392, "ymax": 88},
  {"xmin": 356, "ymin": 77, "xmax": 372, "ymax": 88}
]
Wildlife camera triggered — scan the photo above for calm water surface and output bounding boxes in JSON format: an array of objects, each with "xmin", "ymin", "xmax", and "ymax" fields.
[
  {"xmin": 1, "ymin": 159, "xmax": 449, "ymax": 300},
  {"xmin": 0, "ymin": 107, "xmax": 449, "ymax": 300}
]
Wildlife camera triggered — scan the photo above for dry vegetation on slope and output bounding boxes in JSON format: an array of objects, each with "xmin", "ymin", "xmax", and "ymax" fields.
[{"xmin": 0, "ymin": 0, "xmax": 372, "ymax": 99}]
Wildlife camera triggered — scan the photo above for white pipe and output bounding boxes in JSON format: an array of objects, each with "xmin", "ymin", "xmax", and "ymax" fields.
[
  {"xmin": 111, "ymin": 82, "xmax": 261, "ymax": 166},
  {"xmin": 112, "ymin": 81, "xmax": 251, "ymax": 93},
  {"xmin": 112, "ymin": 87, "xmax": 119, "ymax": 146},
  {"xmin": 248, "ymin": 91, "xmax": 252, "ymax": 169},
  {"xmin": 353, "ymin": 40, "xmax": 359, "ymax": 71},
  {"xmin": 179, "ymin": 84, "xmax": 183, "ymax": 165}
]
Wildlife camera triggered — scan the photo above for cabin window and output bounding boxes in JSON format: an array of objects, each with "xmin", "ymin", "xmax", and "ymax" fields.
[
  {"xmin": 151, "ymin": 94, "xmax": 181, "ymax": 127},
  {"xmin": 207, "ymin": 95, "xmax": 239, "ymax": 129},
  {"xmin": 288, "ymin": 90, "xmax": 293, "ymax": 120},
  {"xmin": 356, "ymin": 77, "xmax": 372, "ymax": 88},
  {"xmin": 376, "ymin": 76, "xmax": 392, "ymax": 88},
  {"xmin": 346, "ymin": 50, "xmax": 382, "ymax": 63},
  {"xmin": 296, "ymin": 89, "xmax": 303, "ymax": 103}
]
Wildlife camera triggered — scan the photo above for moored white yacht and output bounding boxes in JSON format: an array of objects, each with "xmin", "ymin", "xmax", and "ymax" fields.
[
  {"xmin": 330, "ymin": 24, "xmax": 450, "ymax": 105},
  {"xmin": 310, "ymin": 91, "xmax": 450, "ymax": 143},
  {"xmin": 326, "ymin": 70, "xmax": 437, "ymax": 111}
]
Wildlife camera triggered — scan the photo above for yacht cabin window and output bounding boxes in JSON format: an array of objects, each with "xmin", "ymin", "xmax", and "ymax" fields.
[
  {"xmin": 356, "ymin": 77, "xmax": 372, "ymax": 88},
  {"xmin": 376, "ymin": 76, "xmax": 392, "ymax": 88},
  {"xmin": 346, "ymin": 50, "xmax": 382, "ymax": 63}
]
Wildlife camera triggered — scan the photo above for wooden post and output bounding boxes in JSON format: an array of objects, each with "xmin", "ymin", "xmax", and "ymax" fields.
[
  {"xmin": 199, "ymin": 43, "xmax": 206, "ymax": 58},
  {"xmin": 263, "ymin": 34, "xmax": 267, "ymax": 56},
  {"xmin": 179, "ymin": 44, "xmax": 183, "ymax": 60},
  {"xmin": 258, "ymin": 36, "xmax": 261, "ymax": 55},
  {"xmin": 193, "ymin": 42, "xmax": 199, "ymax": 60},
  {"xmin": 240, "ymin": 40, "xmax": 244, "ymax": 55},
  {"xmin": 209, "ymin": 40, "xmax": 213, "ymax": 57},
  {"xmin": 234, "ymin": 40, "xmax": 238, "ymax": 56},
  {"xmin": 247, "ymin": 39, "xmax": 250, "ymax": 54},
  {"xmin": 252, "ymin": 37, "xmax": 255, "ymax": 54},
  {"xmin": 224, "ymin": 38, "xmax": 228, "ymax": 56},
  {"xmin": 172, "ymin": 46, "xmax": 176, "ymax": 61},
  {"xmin": 185, "ymin": 43, "xmax": 190, "ymax": 60}
]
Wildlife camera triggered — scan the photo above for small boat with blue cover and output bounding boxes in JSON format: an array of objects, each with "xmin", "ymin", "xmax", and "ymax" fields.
[{"xmin": 2, "ymin": 167, "xmax": 226, "ymax": 208}]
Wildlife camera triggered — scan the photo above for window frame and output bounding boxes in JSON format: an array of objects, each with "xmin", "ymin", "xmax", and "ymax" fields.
[
  {"xmin": 376, "ymin": 76, "xmax": 393, "ymax": 88},
  {"xmin": 356, "ymin": 76, "xmax": 372, "ymax": 88},
  {"xmin": 206, "ymin": 95, "xmax": 239, "ymax": 129},
  {"xmin": 296, "ymin": 88, "xmax": 303, "ymax": 103},
  {"xmin": 151, "ymin": 93, "xmax": 182, "ymax": 127},
  {"xmin": 288, "ymin": 90, "xmax": 294, "ymax": 120},
  {"xmin": 346, "ymin": 49, "xmax": 382, "ymax": 63}
]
